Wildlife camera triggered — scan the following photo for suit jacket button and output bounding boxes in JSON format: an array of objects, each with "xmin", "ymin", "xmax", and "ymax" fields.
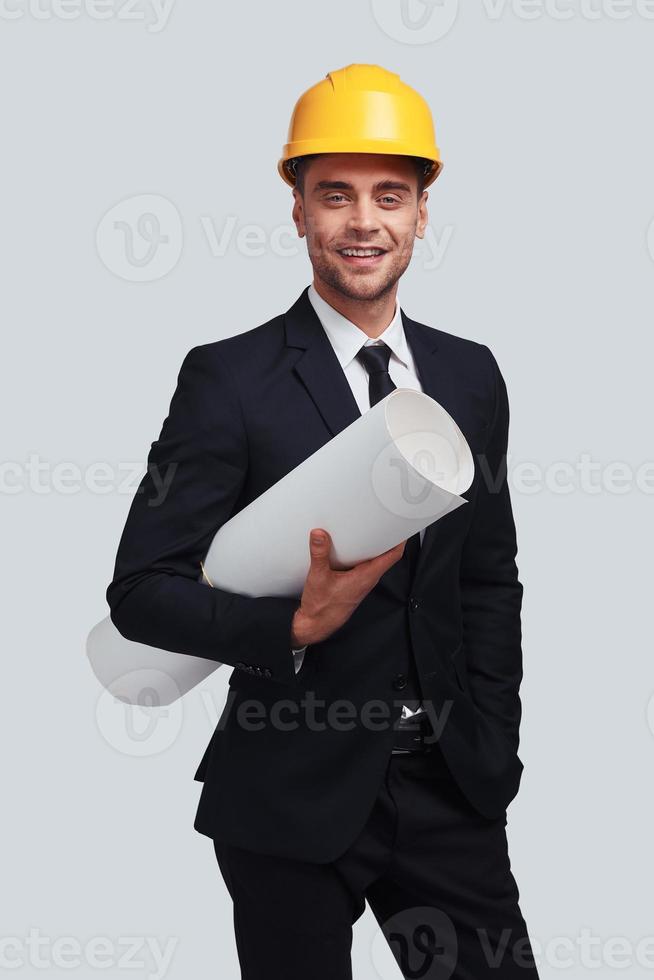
[
  {"xmin": 263, "ymin": 668, "xmax": 272, "ymax": 678},
  {"xmin": 235, "ymin": 661, "xmax": 245, "ymax": 669},
  {"xmin": 409, "ymin": 597, "xmax": 420, "ymax": 611},
  {"xmin": 393, "ymin": 673, "xmax": 408, "ymax": 691}
]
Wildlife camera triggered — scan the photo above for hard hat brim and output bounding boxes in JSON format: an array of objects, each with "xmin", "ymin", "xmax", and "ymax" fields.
[{"xmin": 278, "ymin": 145, "xmax": 443, "ymax": 189}]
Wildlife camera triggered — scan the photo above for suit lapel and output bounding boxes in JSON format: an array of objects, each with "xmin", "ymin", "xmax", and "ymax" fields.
[{"xmin": 284, "ymin": 286, "xmax": 362, "ymax": 438}]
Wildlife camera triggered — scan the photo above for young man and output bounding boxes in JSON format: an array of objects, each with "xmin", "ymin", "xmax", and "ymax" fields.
[{"xmin": 107, "ymin": 64, "xmax": 539, "ymax": 979}]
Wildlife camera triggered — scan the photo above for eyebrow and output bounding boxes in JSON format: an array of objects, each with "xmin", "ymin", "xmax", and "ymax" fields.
[{"xmin": 312, "ymin": 179, "xmax": 413, "ymax": 194}]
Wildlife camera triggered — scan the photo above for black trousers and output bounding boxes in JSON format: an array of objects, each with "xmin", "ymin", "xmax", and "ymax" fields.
[{"xmin": 213, "ymin": 743, "xmax": 539, "ymax": 979}]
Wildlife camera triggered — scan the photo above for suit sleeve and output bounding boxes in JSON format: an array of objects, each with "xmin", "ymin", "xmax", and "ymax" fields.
[
  {"xmin": 106, "ymin": 344, "xmax": 301, "ymax": 688},
  {"xmin": 458, "ymin": 346, "xmax": 524, "ymax": 753}
]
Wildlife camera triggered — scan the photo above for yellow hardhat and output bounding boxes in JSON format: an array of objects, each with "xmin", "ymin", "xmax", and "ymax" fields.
[{"xmin": 278, "ymin": 63, "xmax": 443, "ymax": 189}]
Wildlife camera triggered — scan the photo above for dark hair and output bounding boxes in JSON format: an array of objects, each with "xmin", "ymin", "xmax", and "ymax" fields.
[{"xmin": 291, "ymin": 155, "xmax": 432, "ymax": 198}]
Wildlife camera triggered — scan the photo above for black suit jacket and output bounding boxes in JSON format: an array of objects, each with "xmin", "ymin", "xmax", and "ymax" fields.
[{"xmin": 106, "ymin": 286, "xmax": 525, "ymax": 863}]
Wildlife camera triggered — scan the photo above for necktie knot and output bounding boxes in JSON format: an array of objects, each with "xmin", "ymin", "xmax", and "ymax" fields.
[{"xmin": 355, "ymin": 343, "xmax": 392, "ymax": 376}]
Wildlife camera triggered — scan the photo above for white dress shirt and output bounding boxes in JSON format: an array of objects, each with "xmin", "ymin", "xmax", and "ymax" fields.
[{"xmin": 292, "ymin": 285, "xmax": 426, "ymax": 718}]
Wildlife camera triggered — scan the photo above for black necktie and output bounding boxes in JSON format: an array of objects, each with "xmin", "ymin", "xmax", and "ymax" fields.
[{"xmin": 355, "ymin": 344, "xmax": 420, "ymax": 580}]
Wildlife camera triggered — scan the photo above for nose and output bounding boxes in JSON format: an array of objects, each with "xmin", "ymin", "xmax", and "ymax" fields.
[{"xmin": 346, "ymin": 196, "xmax": 381, "ymax": 238}]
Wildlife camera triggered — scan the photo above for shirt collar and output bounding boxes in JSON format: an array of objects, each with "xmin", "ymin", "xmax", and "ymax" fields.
[{"xmin": 307, "ymin": 283, "xmax": 411, "ymax": 371}]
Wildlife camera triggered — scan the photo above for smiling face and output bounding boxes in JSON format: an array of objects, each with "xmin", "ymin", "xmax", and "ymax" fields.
[{"xmin": 291, "ymin": 153, "xmax": 429, "ymax": 304}]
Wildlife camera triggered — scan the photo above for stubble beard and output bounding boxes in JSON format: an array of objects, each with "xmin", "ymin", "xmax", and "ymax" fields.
[{"xmin": 308, "ymin": 240, "xmax": 414, "ymax": 304}]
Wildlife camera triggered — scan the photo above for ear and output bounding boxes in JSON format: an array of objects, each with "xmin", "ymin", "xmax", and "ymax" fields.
[
  {"xmin": 292, "ymin": 188, "xmax": 306, "ymax": 239},
  {"xmin": 415, "ymin": 190, "xmax": 429, "ymax": 240}
]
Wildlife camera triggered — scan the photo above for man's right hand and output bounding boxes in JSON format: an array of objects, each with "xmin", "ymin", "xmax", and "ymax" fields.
[{"xmin": 290, "ymin": 529, "xmax": 407, "ymax": 648}]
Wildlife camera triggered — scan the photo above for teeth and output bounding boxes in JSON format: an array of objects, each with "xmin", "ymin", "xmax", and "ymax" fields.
[{"xmin": 340, "ymin": 248, "xmax": 384, "ymax": 257}]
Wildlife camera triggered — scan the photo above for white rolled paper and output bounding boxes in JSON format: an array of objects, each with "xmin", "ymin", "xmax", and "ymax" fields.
[
  {"xmin": 204, "ymin": 388, "xmax": 474, "ymax": 596},
  {"xmin": 88, "ymin": 389, "xmax": 474, "ymax": 704},
  {"xmin": 86, "ymin": 616, "xmax": 218, "ymax": 706}
]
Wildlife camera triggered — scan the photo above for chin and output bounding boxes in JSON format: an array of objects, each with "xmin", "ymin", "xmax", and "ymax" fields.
[
  {"xmin": 342, "ymin": 276, "xmax": 396, "ymax": 302},
  {"xmin": 320, "ymin": 267, "xmax": 394, "ymax": 303}
]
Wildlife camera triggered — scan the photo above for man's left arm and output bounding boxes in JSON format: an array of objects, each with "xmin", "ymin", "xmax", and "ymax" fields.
[{"xmin": 459, "ymin": 346, "xmax": 524, "ymax": 754}]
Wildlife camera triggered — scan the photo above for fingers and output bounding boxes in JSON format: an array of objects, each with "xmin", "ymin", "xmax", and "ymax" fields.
[
  {"xmin": 354, "ymin": 540, "xmax": 405, "ymax": 579},
  {"xmin": 378, "ymin": 541, "xmax": 406, "ymax": 564},
  {"xmin": 308, "ymin": 529, "xmax": 331, "ymax": 570},
  {"xmin": 308, "ymin": 530, "xmax": 404, "ymax": 584}
]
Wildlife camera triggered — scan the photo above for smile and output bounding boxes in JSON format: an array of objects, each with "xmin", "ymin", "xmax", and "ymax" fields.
[{"xmin": 337, "ymin": 247, "xmax": 388, "ymax": 266}]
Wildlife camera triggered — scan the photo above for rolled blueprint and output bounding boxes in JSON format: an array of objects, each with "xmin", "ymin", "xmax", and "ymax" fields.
[
  {"xmin": 86, "ymin": 616, "xmax": 218, "ymax": 707},
  {"xmin": 88, "ymin": 388, "xmax": 475, "ymax": 705},
  {"xmin": 204, "ymin": 388, "xmax": 474, "ymax": 596}
]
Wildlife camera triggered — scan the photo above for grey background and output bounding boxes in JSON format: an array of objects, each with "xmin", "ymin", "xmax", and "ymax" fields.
[{"xmin": 2, "ymin": 1, "xmax": 653, "ymax": 977}]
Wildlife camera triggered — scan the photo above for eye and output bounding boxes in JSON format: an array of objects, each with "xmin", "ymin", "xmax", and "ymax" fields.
[
  {"xmin": 379, "ymin": 195, "xmax": 401, "ymax": 205},
  {"xmin": 325, "ymin": 194, "xmax": 348, "ymax": 204}
]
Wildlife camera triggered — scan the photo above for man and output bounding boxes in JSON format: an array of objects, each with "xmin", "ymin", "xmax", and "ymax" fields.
[{"xmin": 107, "ymin": 64, "xmax": 539, "ymax": 979}]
